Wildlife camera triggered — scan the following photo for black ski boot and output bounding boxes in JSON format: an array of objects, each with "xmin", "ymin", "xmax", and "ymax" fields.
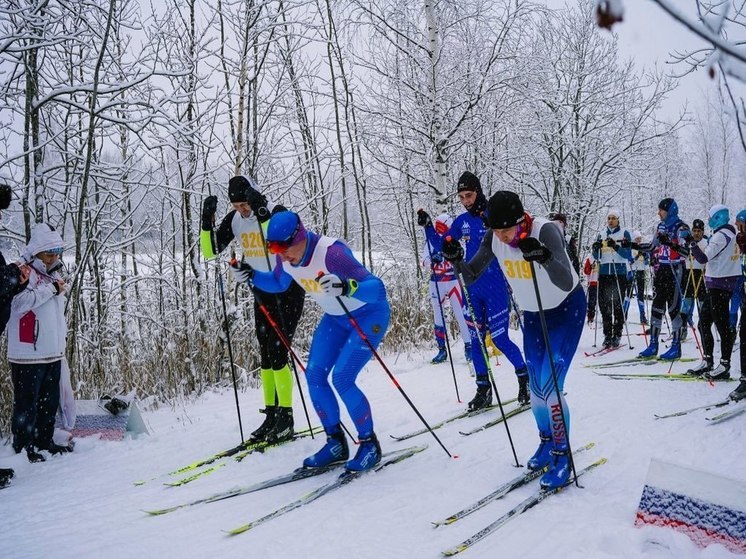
[
  {"xmin": 26, "ymin": 447, "xmax": 45, "ymax": 463},
  {"xmin": 468, "ymin": 383, "xmax": 492, "ymax": 412},
  {"xmin": 610, "ymin": 336, "xmax": 621, "ymax": 348},
  {"xmin": 48, "ymin": 442, "xmax": 75, "ymax": 455},
  {"xmin": 0, "ymin": 468, "xmax": 14, "ymax": 489},
  {"xmin": 729, "ymin": 378, "xmax": 746, "ymax": 402},
  {"xmin": 705, "ymin": 360, "xmax": 731, "ymax": 381},
  {"xmin": 265, "ymin": 407, "xmax": 294, "ymax": 442},
  {"xmin": 686, "ymin": 356, "xmax": 713, "ymax": 376},
  {"xmin": 250, "ymin": 406, "xmax": 277, "ymax": 442},
  {"xmin": 602, "ymin": 335, "xmax": 612, "ymax": 349},
  {"xmin": 517, "ymin": 374, "xmax": 530, "ymax": 407}
]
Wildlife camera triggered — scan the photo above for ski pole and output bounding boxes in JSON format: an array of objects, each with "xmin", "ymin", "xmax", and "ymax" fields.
[
  {"xmin": 423, "ymin": 235, "xmax": 461, "ymax": 402},
  {"xmin": 450, "ymin": 262, "xmax": 522, "ymax": 468},
  {"xmin": 254, "ymin": 212, "xmax": 316, "ymax": 439},
  {"xmin": 525, "ymin": 259, "xmax": 580, "ymax": 488},
  {"xmin": 216, "ymin": 259, "xmax": 245, "ymax": 444},
  {"xmin": 329, "ymin": 289, "xmax": 455, "ymax": 459},
  {"xmin": 614, "ymin": 272, "xmax": 634, "ymax": 350}
]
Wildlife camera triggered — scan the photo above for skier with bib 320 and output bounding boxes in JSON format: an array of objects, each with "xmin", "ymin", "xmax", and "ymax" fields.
[
  {"xmin": 418, "ymin": 172, "xmax": 528, "ymax": 410},
  {"xmin": 442, "ymin": 190, "xmax": 585, "ymax": 490},
  {"xmin": 231, "ymin": 211, "xmax": 389, "ymax": 472}
]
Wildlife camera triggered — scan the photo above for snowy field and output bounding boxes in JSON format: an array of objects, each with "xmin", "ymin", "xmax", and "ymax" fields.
[{"xmin": 2, "ymin": 315, "xmax": 744, "ymax": 559}]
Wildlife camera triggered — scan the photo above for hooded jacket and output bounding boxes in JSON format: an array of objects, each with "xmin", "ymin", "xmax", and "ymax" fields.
[{"xmin": 7, "ymin": 224, "xmax": 66, "ymax": 363}]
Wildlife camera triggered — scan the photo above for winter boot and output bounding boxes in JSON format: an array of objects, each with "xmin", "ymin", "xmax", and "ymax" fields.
[
  {"xmin": 0, "ymin": 468, "xmax": 14, "ymax": 489},
  {"xmin": 26, "ymin": 447, "xmax": 45, "ymax": 463},
  {"xmin": 468, "ymin": 383, "xmax": 492, "ymax": 412},
  {"xmin": 346, "ymin": 433, "xmax": 382, "ymax": 472},
  {"xmin": 48, "ymin": 442, "xmax": 74, "ymax": 455},
  {"xmin": 540, "ymin": 448, "xmax": 572, "ymax": 490},
  {"xmin": 265, "ymin": 407, "xmax": 294, "ymax": 442},
  {"xmin": 705, "ymin": 360, "xmax": 731, "ymax": 381},
  {"xmin": 516, "ymin": 371, "xmax": 530, "ymax": 407},
  {"xmin": 686, "ymin": 357, "xmax": 713, "ymax": 376},
  {"xmin": 250, "ymin": 406, "xmax": 277, "ymax": 442},
  {"xmin": 638, "ymin": 338, "xmax": 659, "ymax": 359},
  {"xmin": 602, "ymin": 335, "xmax": 612, "ymax": 349},
  {"xmin": 526, "ymin": 433, "xmax": 553, "ymax": 472},
  {"xmin": 610, "ymin": 336, "xmax": 621, "ymax": 348},
  {"xmin": 729, "ymin": 379, "xmax": 746, "ymax": 402},
  {"xmin": 659, "ymin": 337, "xmax": 682, "ymax": 361},
  {"xmin": 431, "ymin": 347, "xmax": 448, "ymax": 364},
  {"xmin": 464, "ymin": 343, "xmax": 472, "ymax": 363},
  {"xmin": 303, "ymin": 426, "xmax": 349, "ymax": 468}
]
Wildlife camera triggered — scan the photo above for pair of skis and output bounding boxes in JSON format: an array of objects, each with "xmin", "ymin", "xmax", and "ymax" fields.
[
  {"xmin": 655, "ymin": 398, "xmax": 746, "ymax": 423},
  {"xmin": 586, "ymin": 356, "xmax": 697, "ymax": 370},
  {"xmin": 583, "ymin": 344, "xmax": 626, "ymax": 358},
  {"xmin": 436, "ymin": 445, "xmax": 606, "ymax": 556}
]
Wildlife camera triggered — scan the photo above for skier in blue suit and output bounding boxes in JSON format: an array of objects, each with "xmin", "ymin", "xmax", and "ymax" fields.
[
  {"xmin": 443, "ymin": 190, "xmax": 585, "ymax": 490},
  {"xmin": 418, "ymin": 171, "xmax": 528, "ymax": 410},
  {"xmin": 231, "ymin": 211, "xmax": 389, "ymax": 472}
]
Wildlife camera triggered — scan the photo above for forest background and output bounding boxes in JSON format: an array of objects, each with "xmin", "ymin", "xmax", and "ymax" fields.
[{"xmin": 1, "ymin": 0, "xmax": 745, "ymax": 433}]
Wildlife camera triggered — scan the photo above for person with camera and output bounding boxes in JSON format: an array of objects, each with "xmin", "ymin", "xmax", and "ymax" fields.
[{"xmin": 200, "ymin": 176, "xmax": 305, "ymax": 443}]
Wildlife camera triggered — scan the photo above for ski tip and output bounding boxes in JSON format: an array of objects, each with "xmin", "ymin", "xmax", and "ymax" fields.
[{"xmin": 452, "ymin": 454, "xmax": 460, "ymax": 460}]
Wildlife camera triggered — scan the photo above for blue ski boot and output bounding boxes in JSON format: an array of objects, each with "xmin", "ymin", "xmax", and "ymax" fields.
[
  {"xmin": 637, "ymin": 338, "xmax": 658, "ymax": 359},
  {"xmin": 346, "ymin": 433, "xmax": 381, "ymax": 472},
  {"xmin": 431, "ymin": 347, "xmax": 448, "ymax": 364},
  {"xmin": 540, "ymin": 448, "xmax": 572, "ymax": 490},
  {"xmin": 303, "ymin": 426, "xmax": 348, "ymax": 468},
  {"xmin": 659, "ymin": 338, "xmax": 681, "ymax": 361},
  {"xmin": 526, "ymin": 432, "xmax": 553, "ymax": 472}
]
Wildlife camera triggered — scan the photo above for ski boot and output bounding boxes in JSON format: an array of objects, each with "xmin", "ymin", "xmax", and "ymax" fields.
[
  {"xmin": 303, "ymin": 426, "xmax": 349, "ymax": 468},
  {"xmin": 659, "ymin": 338, "xmax": 681, "ymax": 361},
  {"xmin": 729, "ymin": 378, "xmax": 746, "ymax": 402},
  {"xmin": 705, "ymin": 360, "xmax": 731, "ymax": 381},
  {"xmin": 431, "ymin": 347, "xmax": 448, "ymax": 364},
  {"xmin": 526, "ymin": 432, "xmax": 553, "ymax": 472},
  {"xmin": 602, "ymin": 335, "xmax": 612, "ymax": 349},
  {"xmin": 249, "ymin": 406, "xmax": 277, "ymax": 442},
  {"xmin": 265, "ymin": 407, "xmax": 294, "ymax": 442},
  {"xmin": 48, "ymin": 442, "xmax": 74, "ymax": 455},
  {"xmin": 464, "ymin": 343, "xmax": 472, "ymax": 363},
  {"xmin": 610, "ymin": 336, "xmax": 621, "ymax": 348},
  {"xmin": 0, "ymin": 468, "xmax": 14, "ymax": 489},
  {"xmin": 26, "ymin": 446, "xmax": 45, "ymax": 463},
  {"xmin": 468, "ymin": 383, "xmax": 492, "ymax": 412},
  {"xmin": 638, "ymin": 338, "xmax": 659, "ymax": 359},
  {"xmin": 516, "ymin": 370, "xmax": 530, "ymax": 407},
  {"xmin": 686, "ymin": 356, "xmax": 713, "ymax": 377},
  {"xmin": 540, "ymin": 448, "xmax": 572, "ymax": 490},
  {"xmin": 346, "ymin": 433, "xmax": 382, "ymax": 472}
]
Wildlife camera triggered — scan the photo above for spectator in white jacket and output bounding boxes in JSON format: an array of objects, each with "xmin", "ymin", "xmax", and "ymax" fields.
[{"xmin": 9, "ymin": 223, "xmax": 73, "ymax": 462}]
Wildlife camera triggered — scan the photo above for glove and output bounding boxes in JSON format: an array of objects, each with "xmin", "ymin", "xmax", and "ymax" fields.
[
  {"xmin": 517, "ymin": 236, "xmax": 552, "ymax": 264},
  {"xmin": 317, "ymin": 273, "xmax": 354, "ymax": 297},
  {"xmin": 657, "ymin": 232, "xmax": 671, "ymax": 246},
  {"xmin": 592, "ymin": 240, "xmax": 602, "ymax": 252},
  {"xmin": 417, "ymin": 209, "xmax": 432, "ymax": 228},
  {"xmin": 230, "ymin": 260, "xmax": 254, "ymax": 284},
  {"xmin": 620, "ymin": 237, "xmax": 631, "ymax": 249},
  {"xmin": 431, "ymin": 253, "xmax": 443, "ymax": 264},
  {"xmin": 201, "ymin": 195, "xmax": 218, "ymax": 230},
  {"xmin": 255, "ymin": 205, "xmax": 271, "ymax": 223},
  {"xmin": 606, "ymin": 238, "xmax": 617, "ymax": 250},
  {"xmin": 441, "ymin": 237, "xmax": 464, "ymax": 262}
]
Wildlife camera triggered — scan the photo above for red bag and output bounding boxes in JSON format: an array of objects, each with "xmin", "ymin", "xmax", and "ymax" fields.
[{"xmin": 19, "ymin": 311, "xmax": 37, "ymax": 344}]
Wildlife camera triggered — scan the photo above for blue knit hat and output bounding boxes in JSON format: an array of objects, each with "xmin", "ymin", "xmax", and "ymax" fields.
[
  {"xmin": 708, "ymin": 204, "xmax": 729, "ymax": 230},
  {"xmin": 266, "ymin": 211, "xmax": 306, "ymax": 248}
]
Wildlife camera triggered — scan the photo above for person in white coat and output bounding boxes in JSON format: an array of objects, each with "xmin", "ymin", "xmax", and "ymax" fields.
[{"xmin": 9, "ymin": 223, "xmax": 73, "ymax": 462}]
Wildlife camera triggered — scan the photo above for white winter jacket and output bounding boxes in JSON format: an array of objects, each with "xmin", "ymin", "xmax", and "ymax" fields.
[{"xmin": 7, "ymin": 224, "xmax": 66, "ymax": 363}]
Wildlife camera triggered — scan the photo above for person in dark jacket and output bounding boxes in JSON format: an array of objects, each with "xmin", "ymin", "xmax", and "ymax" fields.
[{"xmin": 0, "ymin": 183, "xmax": 29, "ymax": 485}]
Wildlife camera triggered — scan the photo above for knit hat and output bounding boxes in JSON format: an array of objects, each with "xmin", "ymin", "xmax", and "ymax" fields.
[
  {"xmin": 22, "ymin": 223, "xmax": 64, "ymax": 262},
  {"xmin": 708, "ymin": 204, "xmax": 729, "ymax": 230},
  {"xmin": 228, "ymin": 175, "xmax": 265, "ymax": 205},
  {"xmin": 606, "ymin": 208, "xmax": 621, "ymax": 219},
  {"xmin": 486, "ymin": 191, "xmax": 525, "ymax": 229},
  {"xmin": 266, "ymin": 211, "xmax": 306, "ymax": 251},
  {"xmin": 0, "ymin": 184, "xmax": 11, "ymax": 210},
  {"xmin": 691, "ymin": 219, "xmax": 705, "ymax": 230},
  {"xmin": 658, "ymin": 198, "xmax": 675, "ymax": 212},
  {"xmin": 736, "ymin": 209, "xmax": 746, "ymax": 224},
  {"xmin": 434, "ymin": 213, "xmax": 453, "ymax": 235},
  {"xmin": 456, "ymin": 171, "xmax": 482, "ymax": 193}
]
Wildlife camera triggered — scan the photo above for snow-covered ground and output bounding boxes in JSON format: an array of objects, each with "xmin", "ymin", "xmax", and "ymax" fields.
[{"xmin": 2, "ymin": 317, "xmax": 744, "ymax": 559}]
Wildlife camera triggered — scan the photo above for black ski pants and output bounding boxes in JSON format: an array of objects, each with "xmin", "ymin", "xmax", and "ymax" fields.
[
  {"xmin": 599, "ymin": 274, "xmax": 627, "ymax": 338},
  {"xmin": 699, "ymin": 287, "xmax": 735, "ymax": 362},
  {"xmin": 254, "ymin": 281, "xmax": 305, "ymax": 370},
  {"xmin": 11, "ymin": 360, "xmax": 61, "ymax": 453},
  {"xmin": 650, "ymin": 264, "xmax": 685, "ymax": 334}
]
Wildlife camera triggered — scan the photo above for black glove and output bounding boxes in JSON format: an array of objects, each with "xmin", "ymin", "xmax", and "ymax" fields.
[
  {"xmin": 431, "ymin": 253, "xmax": 443, "ymax": 264},
  {"xmin": 592, "ymin": 240, "xmax": 602, "ymax": 252},
  {"xmin": 441, "ymin": 237, "xmax": 464, "ymax": 262},
  {"xmin": 517, "ymin": 236, "xmax": 552, "ymax": 264},
  {"xmin": 620, "ymin": 237, "xmax": 631, "ymax": 249},
  {"xmin": 201, "ymin": 195, "xmax": 218, "ymax": 230},
  {"xmin": 606, "ymin": 238, "xmax": 617, "ymax": 250},
  {"xmin": 230, "ymin": 260, "xmax": 255, "ymax": 284},
  {"xmin": 657, "ymin": 232, "xmax": 671, "ymax": 246},
  {"xmin": 255, "ymin": 205, "xmax": 271, "ymax": 223},
  {"xmin": 417, "ymin": 209, "xmax": 432, "ymax": 228}
]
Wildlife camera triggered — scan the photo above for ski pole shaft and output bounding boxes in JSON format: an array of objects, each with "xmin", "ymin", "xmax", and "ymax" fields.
[{"xmin": 614, "ymin": 273, "xmax": 634, "ymax": 350}]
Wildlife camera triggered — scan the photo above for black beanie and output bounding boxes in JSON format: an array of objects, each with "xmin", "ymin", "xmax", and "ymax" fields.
[
  {"xmin": 457, "ymin": 171, "xmax": 482, "ymax": 194},
  {"xmin": 0, "ymin": 184, "xmax": 11, "ymax": 210},
  {"xmin": 228, "ymin": 175, "xmax": 265, "ymax": 205},
  {"xmin": 692, "ymin": 219, "xmax": 705, "ymax": 230},
  {"xmin": 487, "ymin": 191, "xmax": 525, "ymax": 229},
  {"xmin": 658, "ymin": 197, "xmax": 674, "ymax": 212}
]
